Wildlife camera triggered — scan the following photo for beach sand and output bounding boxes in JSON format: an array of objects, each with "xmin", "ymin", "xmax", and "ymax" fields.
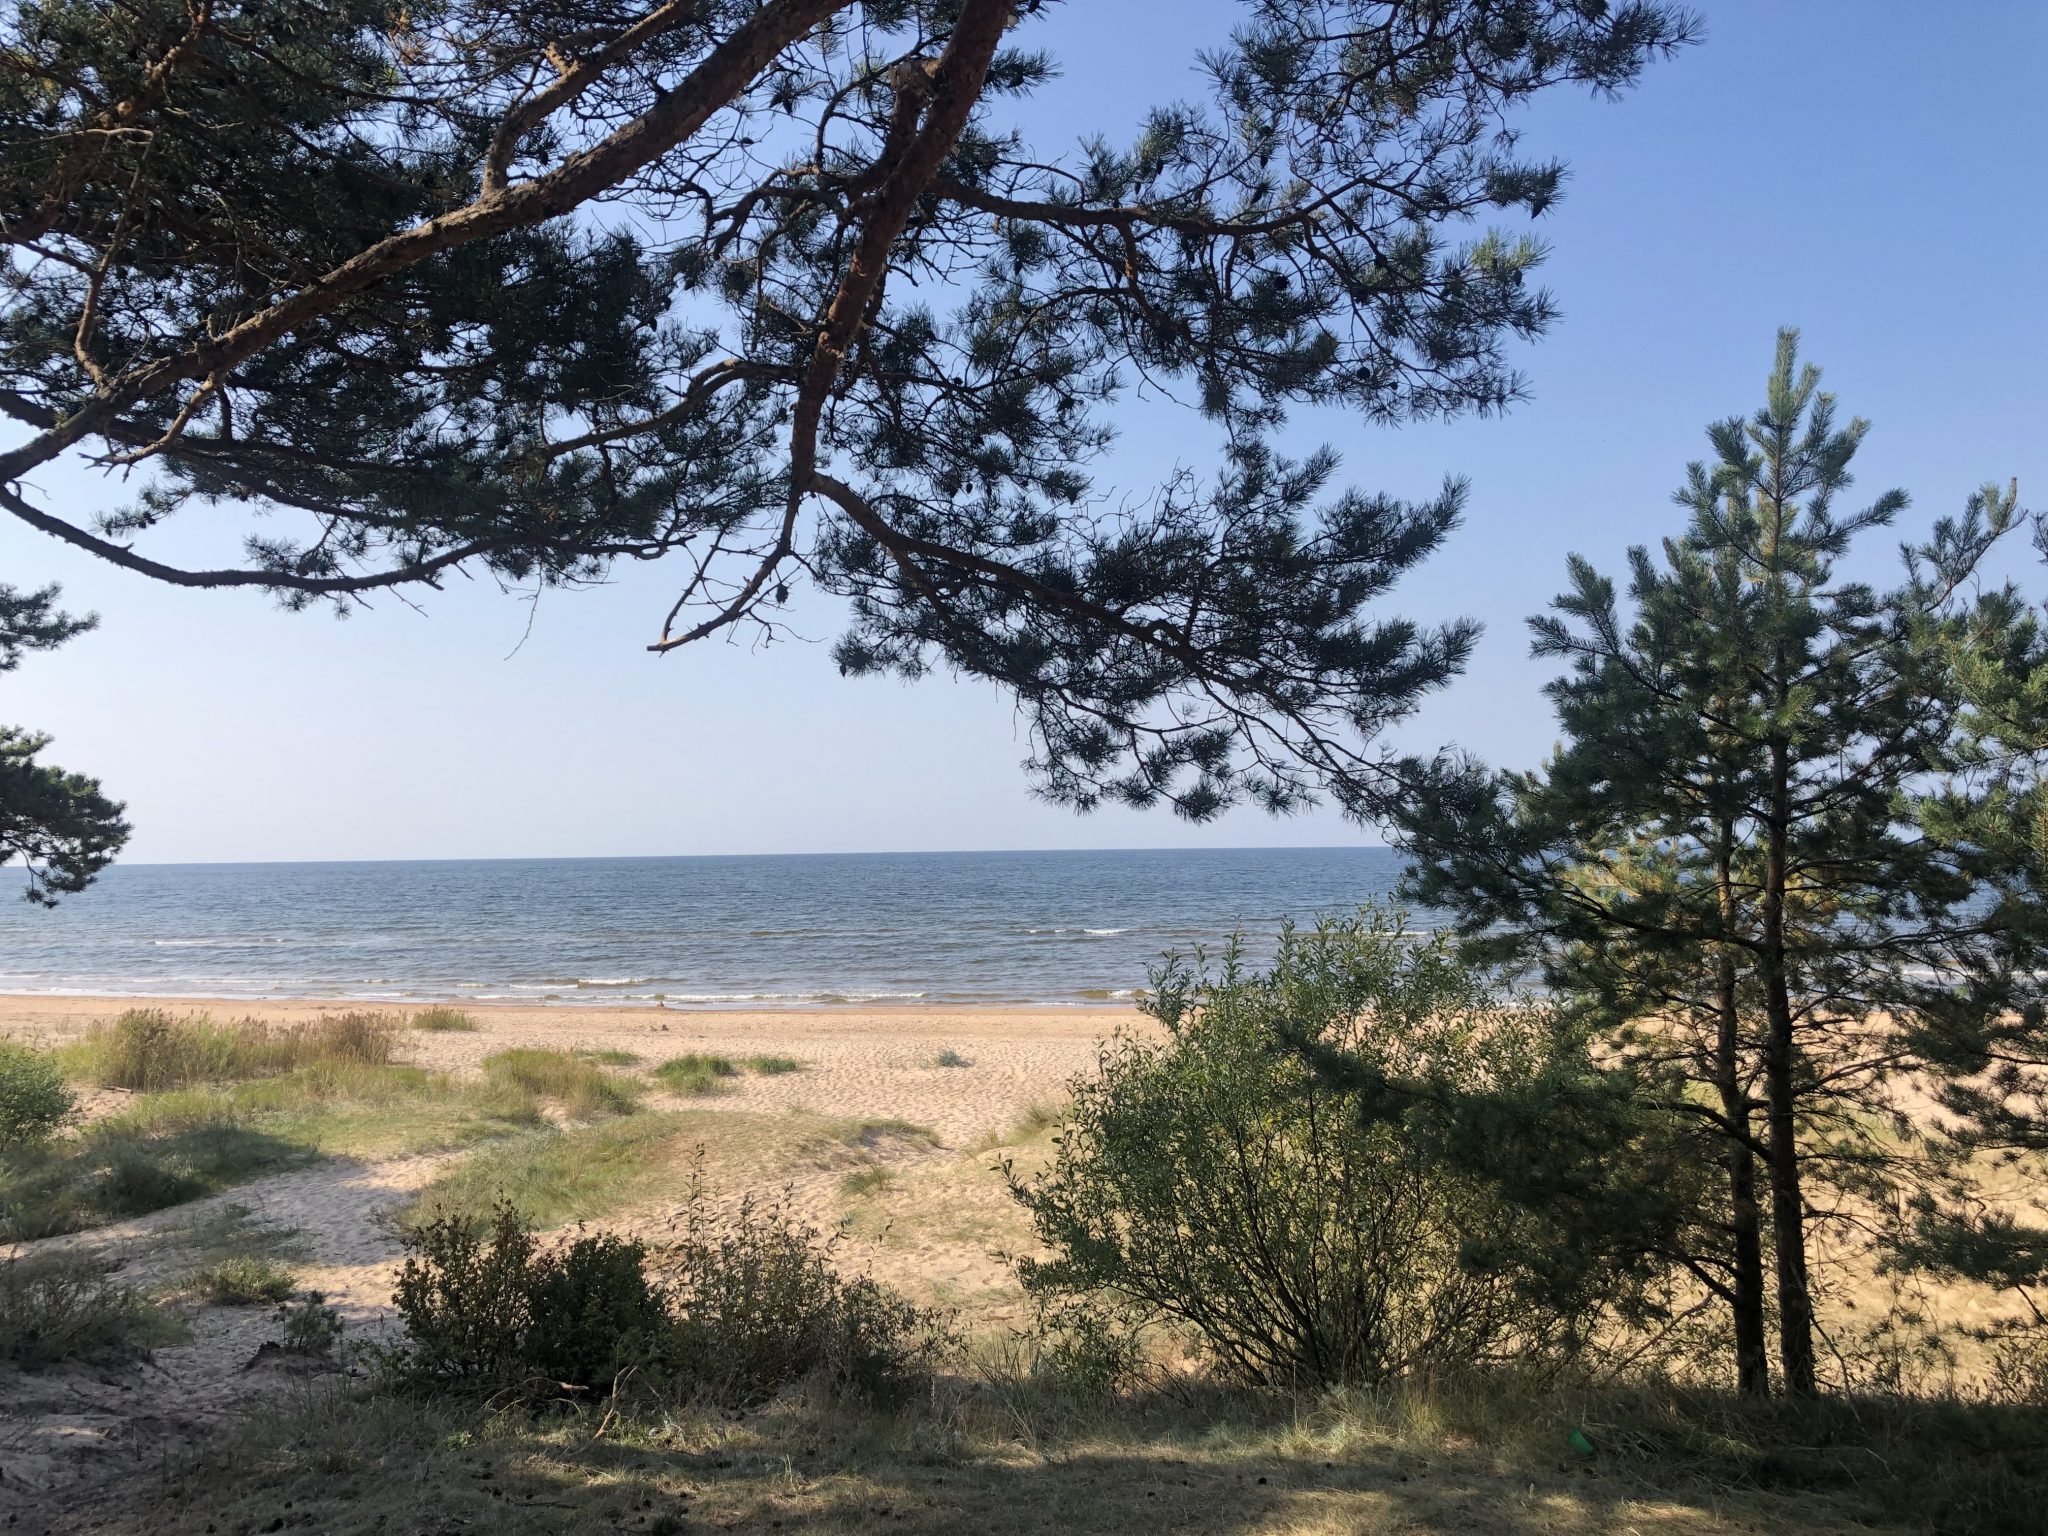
[{"xmin": 0, "ymin": 995, "xmax": 1140, "ymax": 1521}]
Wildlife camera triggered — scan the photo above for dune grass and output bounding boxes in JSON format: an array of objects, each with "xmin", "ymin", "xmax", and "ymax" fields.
[
  {"xmin": 409, "ymin": 1007, "xmax": 478, "ymax": 1032},
  {"xmin": 575, "ymin": 1047, "xmax": 641, "ymax": 1066},
  {"xmin": 482, "ymin": 1048, "xmax": 641, "ymax": 1119},
  {"xmin": 744, "ymin": 1054, "xmax": 804, "ymax": 1075},
  {"xmin": 652, "ymin": 1052, "xmax": 740, "ymax": 1096},
  {"xmin": 933, "ymin": 1048, "xmax": 973, "ymax": 1069},
  {"xmin": 59, "ymin": 1009, "xmax": 402, "ymax": 1091},
  {"xmin": 80, "ymin": 1360, "xmax": 2048, "ymax": 1536},
  {"xmin": 401, "ymin": 1114, "xmax": 692, "ymax": 1230}
]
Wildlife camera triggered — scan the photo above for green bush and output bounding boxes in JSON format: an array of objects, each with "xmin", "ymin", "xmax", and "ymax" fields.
[
  {"xmin": 0, "ymin": 1040, "xmax": 72, "ymax": 1145},
  {"xmin": 0, "ymin": 1251, "xmax": 155, "ymax": 1367},
  {"xmin": 385, "ymin": 1188, "xmax": 947, "ymax": 1406},
  {"xmin": 1009, "ymin": 912, "xmax": 1681, "ymax": 1389},
  {"xmin": 655, "ymin": 1183, "xmax": 950, "ymax": 1407},
  {"xmin": 483, "ymin": 1049, "xmax": 639, "ymax": 1119}
]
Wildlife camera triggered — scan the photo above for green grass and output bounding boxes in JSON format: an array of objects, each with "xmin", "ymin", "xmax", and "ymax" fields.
[
  {"xmin": 192, "ymin": 1254, "xmax": 298, "ymax": 1306},
  {"xmin": 401, "ymin": 1114, "xmax": 694, "ymax": 1231},
  {"xmin": 1, "ymin": 1116, "xmax": 317, "ymax": 1240},
  {"xmin": 482, "ymin": 1048, "xmax": 641, "ymax": 1120},
  {"xmin": 1, "ymin": 1063, "xmax": 546, "ymax": 1240},
  {"xmin": 652, "ymin": 1053, "xmax": 740, "ymax": 1096},
  {"xmin": 58, "ymin": 1008, "xmax": 402, "ymax": 1091},
  {"xmin": 933, "ymin": 1049, "xmax": 972, "ymax": 1069},
  {"xmin": 410, "ymin": 1007, "xmax": 478, "ymax": 1032},
  {"xmin": 744, "ymin": 1054, "xmax": 804, "ymax": 1075},
  {"xmin": 840, "ymin": 1166, "xmax": 897, "ymax": 1199},
  {"xmin": 576, "ymin": 1047, "xmax": 641, "ymax": 1066},
  {"xmin": 0, "ymin": 1250, "xmax": 181, "ymax": 1367}
]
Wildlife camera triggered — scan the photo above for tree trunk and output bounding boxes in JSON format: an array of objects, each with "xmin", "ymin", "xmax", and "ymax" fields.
[
  {"xmin": 1760, "ymin": 748, "xmax": 1818, "ymax": 1396},
  {"xmin": 1714, "ymin": 825, "xmax": 1769, "ymax": 1395},
  {"xmin": 1715, "ymin": 949, "xmax": 1771, "ymax": 1396}
]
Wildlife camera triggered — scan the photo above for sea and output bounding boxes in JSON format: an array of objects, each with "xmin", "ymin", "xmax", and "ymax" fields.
[{"xmin": 0, "ymin": 847, "xmax": 1425, "ymax": 1008}]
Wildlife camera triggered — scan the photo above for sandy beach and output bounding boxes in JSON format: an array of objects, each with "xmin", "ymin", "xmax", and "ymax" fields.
[{"xmin": 0, "ymin": 993, "xmax": 1144, "ymax": 1522}]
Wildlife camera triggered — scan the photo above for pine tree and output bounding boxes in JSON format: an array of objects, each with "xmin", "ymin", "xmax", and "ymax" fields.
[
  {"xmin": 0, "ymin": 584, "xmax": 129, "ymax": 902},
  {"xmin": 0, "ymin": 1, "xmax": 1694, "ymax": 821},
  {"xmin": 1399, "ymin": 332, "xmax": 2047, "ymax": 1396}
]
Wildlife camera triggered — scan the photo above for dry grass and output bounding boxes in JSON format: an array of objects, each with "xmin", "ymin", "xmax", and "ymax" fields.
[
  {"xmin": 59, "ymin": 1009, "xmax": 401, "ymax": 1091},
  {"xmin": 59, "ymin": 1365, "xmax": 2048, "ymax": 1536}
]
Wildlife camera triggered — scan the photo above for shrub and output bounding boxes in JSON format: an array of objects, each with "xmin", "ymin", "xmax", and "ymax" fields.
[
  {"xmin": 0, "ymin": 1251, "xmax": 154, "ymax": 1367},
  {"xmin": 654, "ymin": 1181, "xmax": 950, "ymax": 1406},
  {"xmin": 275, "ymin": 1290, "xmax": 345, "ymax": 1358},
  {"xmin": 482, "ymin": 1049, "xmax": 639, "ymax": 1119},
  {"xmin": 385, "ymin": 1186, "xmax": 947, "ymax": 1406},
  {"xmin": 0, "ymin": 1040, "xmax": 72, "ymax": 1145},
  {"xmin": 411, "ymin": 1006, "xmax": 478, "ymax": 1032},
  {"xmin": 196, "ymin": 1255, "xmax": 298, "ymax": 1306},
  {"xmin": 390, "ymin": 1203, "xmax": 667, "ymax": 1396},
  {"xmin": 652, "ymin": 1054, "xmax": 739, "ymax": 1095},
  {"xmin": 1008, "ymin": 912, "xmax": 1681, "ymax": 1390}
]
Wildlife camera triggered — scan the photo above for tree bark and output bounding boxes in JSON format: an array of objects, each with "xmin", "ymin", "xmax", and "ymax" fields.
[
  {"xmin": 1760, "ymin": 744, "xmax": 1818, "ymax": 1395},
  {"xmin": 1714, "ymin": 825, "xmax": 1770, "ymax": 1395}
]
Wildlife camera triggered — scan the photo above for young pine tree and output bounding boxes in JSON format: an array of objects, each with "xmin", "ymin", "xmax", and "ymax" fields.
[{"xmin": 1400, "ymin": 332, "xmax": 2047, "ymax": 1396}]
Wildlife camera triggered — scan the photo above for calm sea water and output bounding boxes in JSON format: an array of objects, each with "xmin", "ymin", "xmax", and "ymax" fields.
[{"xmin": 0, "ymin": 848, "xmax": 1421, "ymax": 1007}]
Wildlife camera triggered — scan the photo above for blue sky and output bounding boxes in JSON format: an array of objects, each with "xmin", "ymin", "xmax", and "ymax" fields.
[{"xmin": 4, "ymin": 1, "xmax": 2045, "ymax": 864}]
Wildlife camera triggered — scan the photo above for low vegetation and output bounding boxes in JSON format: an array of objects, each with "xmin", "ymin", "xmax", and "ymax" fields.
[
  {"xmin": 744, "ymin": 1054, "xmax": 803, "ymax": 1075},
  {"xmin": 0, "ymin": 1038, "xmax": 72, "ymax": 1145},
  {"xmin": 408, "ymin": 1007, "xmax": 478, "ymax": 1032},
  {"xmin": 0, "ymin": 1250, "xmax": 164, "ymax": 1368},
  {"xmin": 385, "ymin": 1191, "xmax": 947, "ymax": 1408},
  {"xmin": 932, "ymin": 1048, "xmax": 971, "ymax": 1069},
  {"xmin": 651, "ymin": 1052, "xmax": 739, "ymax": 1095},
  {"xmin": 193, "ymin": 1254, "xmax": 298, "ymax": 1306},
  {"xmin": 59, "ymin": 1009, "xmax": 400, "ymax": 1091},
  {"xmin": 481, "ymin": 1048, "xmax": 640, "ymax": 1119},
  {"xmin": 401, "ymin": 1114, "xmax": 691, "ymax": 1231}
]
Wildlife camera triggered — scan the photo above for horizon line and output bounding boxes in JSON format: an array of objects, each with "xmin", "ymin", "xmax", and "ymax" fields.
[{"xmin": 102, "ymin": 843, "xmax": 1395, "ymax": 870}]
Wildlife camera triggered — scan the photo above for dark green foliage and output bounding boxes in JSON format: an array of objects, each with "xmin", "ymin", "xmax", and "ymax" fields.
[
  {"xmin": 0, "ymin": 1250, "xmax": 156, "ymax": 1367},
  {"xmin": 0, "ymin": 1038, "xmax": 71, "ymax": 1144},
  {"xmin": 0, "ymin": 2, "xmax": 1693, "ymax": 822},
  {"xmin": 385, "ymin": 1191, "xmax": 945, "ymax": 1406},
  {"xmin": 0, "ymin": 583, "xmax": 126, "ymax": 904},
  {"xmin": 1008, "ymin": 910, "xmax": 1686, "ymax": 1389},
  {"xmin": 656, "ymin": 1183, "xmax": 950, "ymax": 1407},
  {"xmin": 1397, "ymin": 332, "xmax": 2048, "ymax": 1396}
]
